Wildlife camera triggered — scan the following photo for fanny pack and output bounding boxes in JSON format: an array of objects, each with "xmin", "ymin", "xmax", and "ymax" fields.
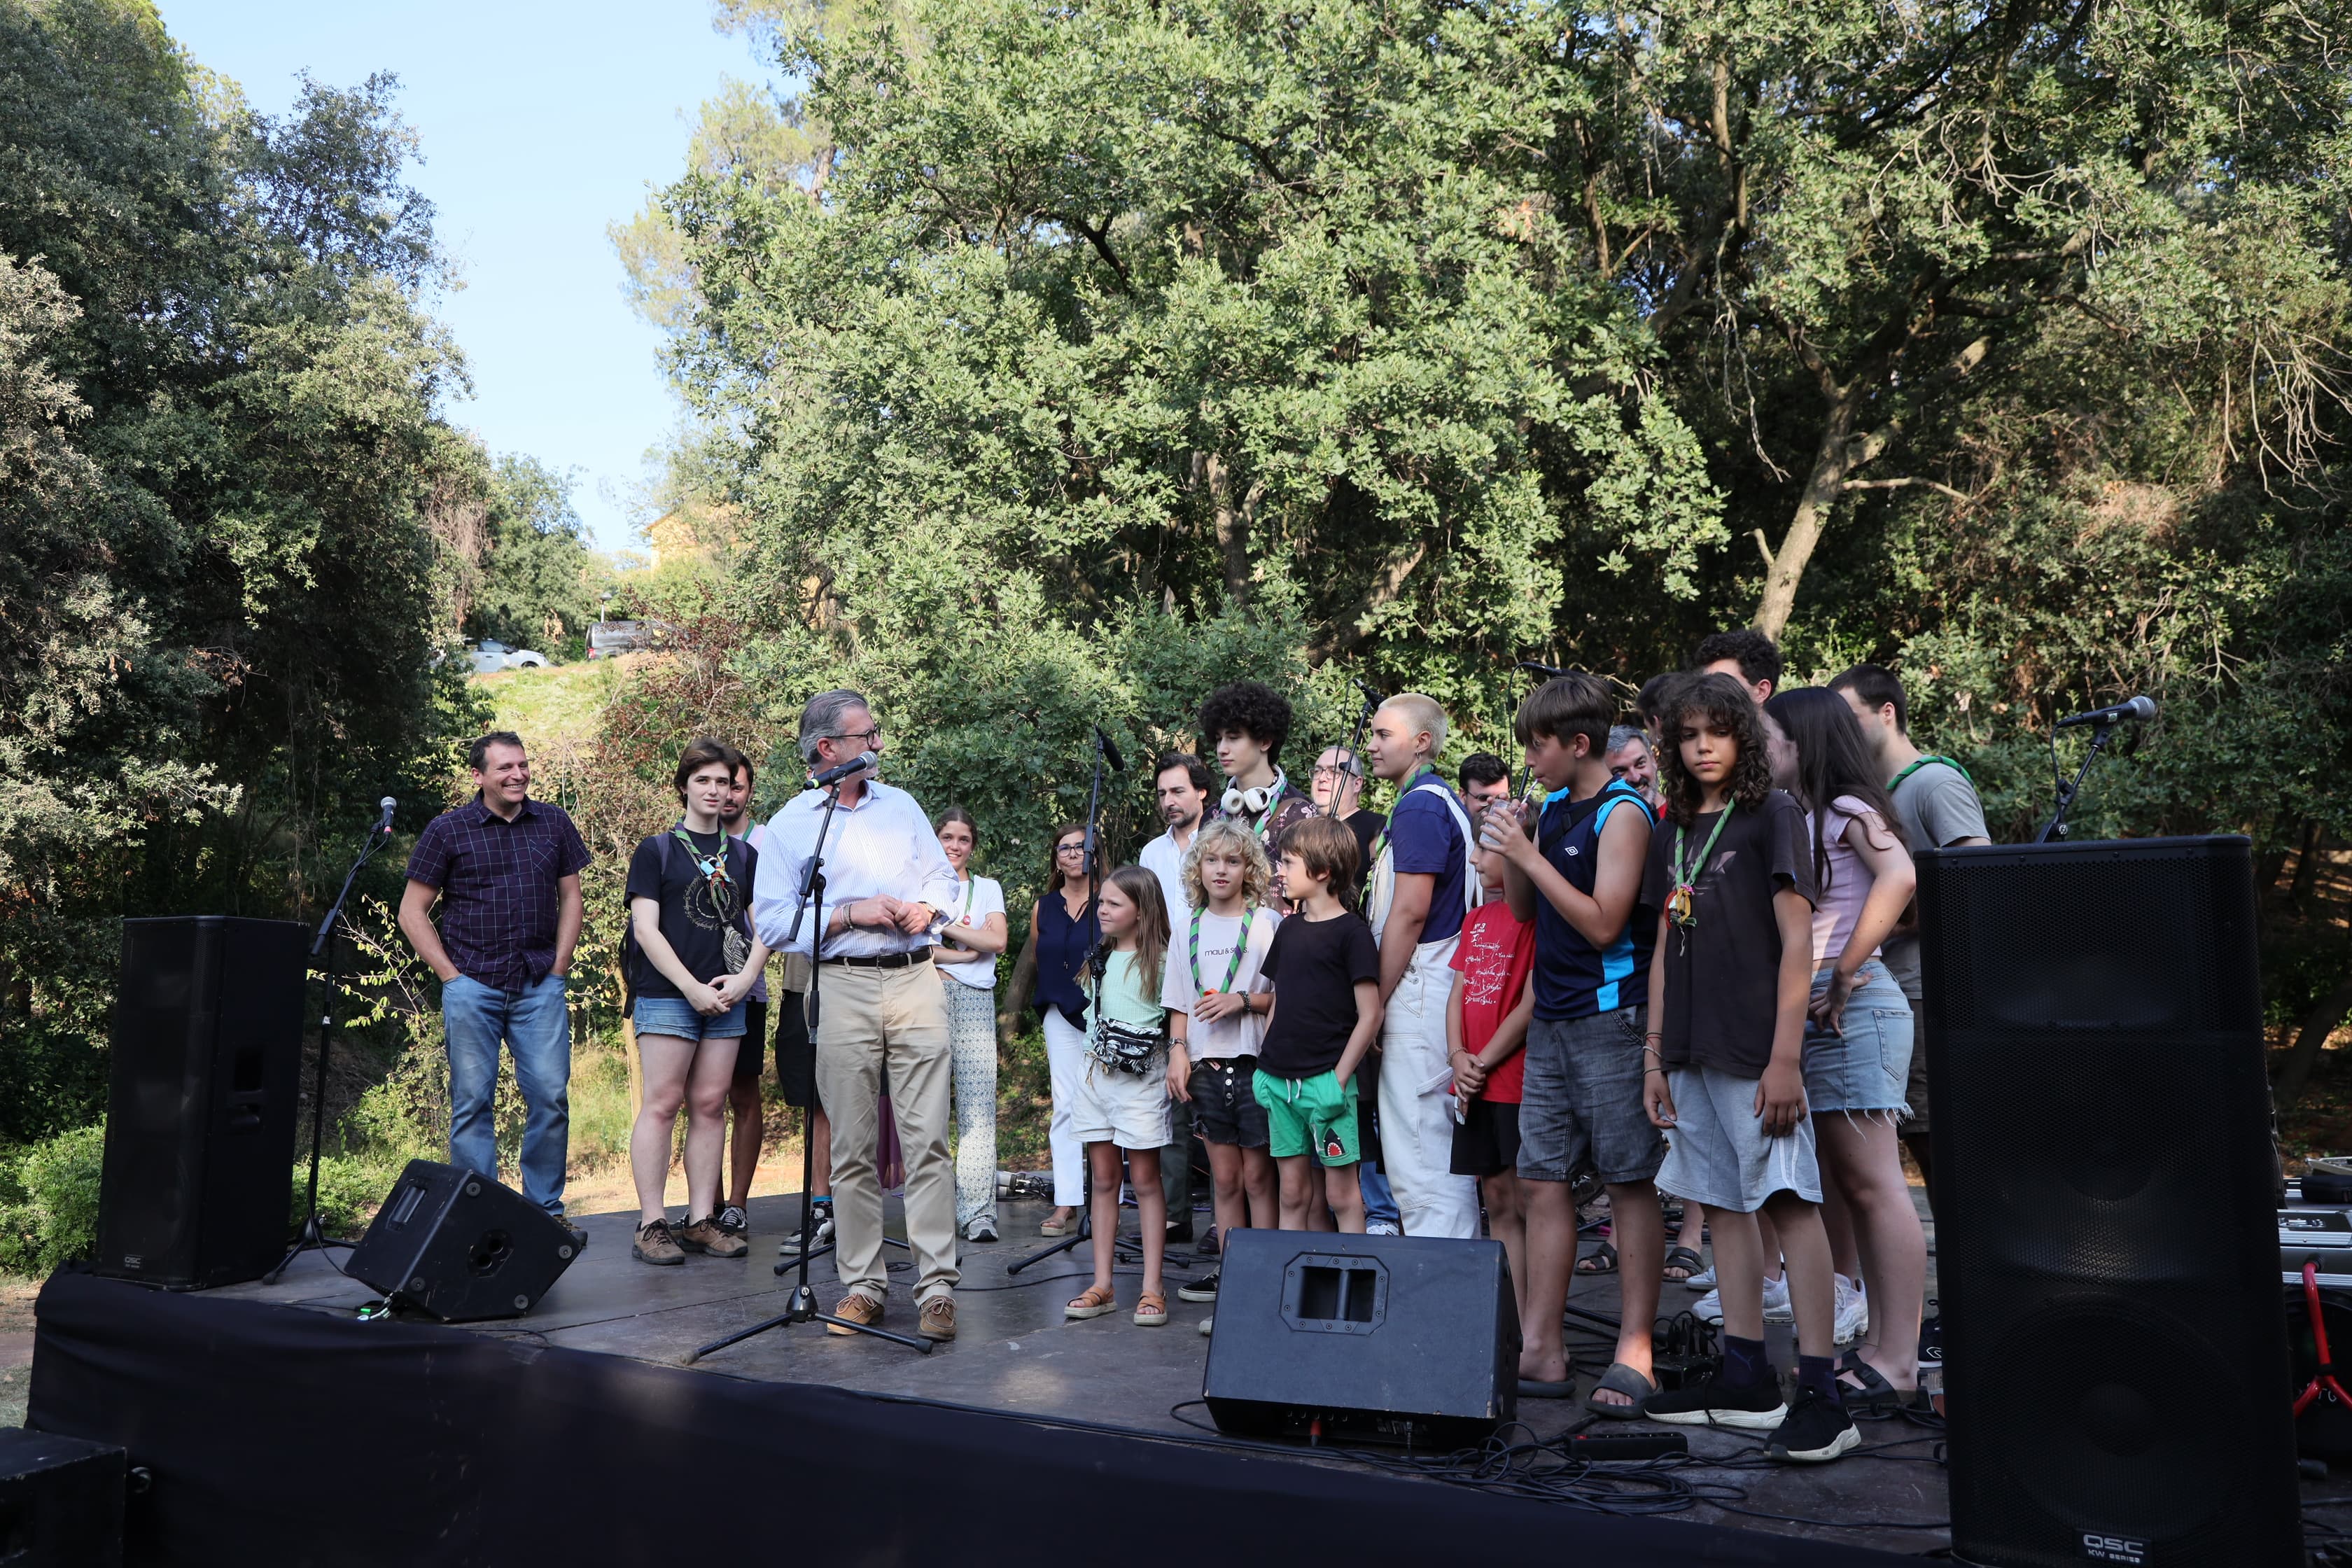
[{"xmin": 1088, "ymin": 1014, "xmax": 1165, "ymax": 1077}]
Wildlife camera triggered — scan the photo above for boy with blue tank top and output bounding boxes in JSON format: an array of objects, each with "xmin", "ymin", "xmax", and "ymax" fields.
[{"xmin": 1485, "ymin": 672, "xmax": 1665, "ymax": 1417}]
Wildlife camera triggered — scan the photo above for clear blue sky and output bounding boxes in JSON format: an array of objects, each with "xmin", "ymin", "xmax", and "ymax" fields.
[{"xmin": 158, "ymin": 1, "xmax": 759, "ymax": 552}]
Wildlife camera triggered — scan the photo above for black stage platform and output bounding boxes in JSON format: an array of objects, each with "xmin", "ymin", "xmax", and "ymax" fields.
[{"xmin": 31, "ymin": 1194, "xmax": 1949, "ymax": 1565}]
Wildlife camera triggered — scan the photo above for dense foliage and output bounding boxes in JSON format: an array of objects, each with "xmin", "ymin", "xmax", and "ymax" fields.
[{"xmin": 631, "ymin": 0, "xmax": 2352, "ymax": 1068}]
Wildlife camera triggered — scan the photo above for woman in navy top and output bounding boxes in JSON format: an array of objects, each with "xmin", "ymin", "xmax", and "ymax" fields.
[{"xmin": 1023, "ymin": 824, "xmax": 1098, "ymax": 1233}]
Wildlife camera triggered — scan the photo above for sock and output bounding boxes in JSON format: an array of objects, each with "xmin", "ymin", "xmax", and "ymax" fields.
[
  {"xmin": 1797, "ymin": 1353, "xmax": 1842, "ymax": 1406},
  {"xmin": 1721, "ymin": 1334, "xmax": 1769, "ymax": 1390}
]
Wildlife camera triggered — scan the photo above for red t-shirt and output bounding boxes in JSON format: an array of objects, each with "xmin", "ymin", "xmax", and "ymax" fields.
[{"xmin": 1449, "ymin": 903, "xmax": 1536, "ymax": 1103}]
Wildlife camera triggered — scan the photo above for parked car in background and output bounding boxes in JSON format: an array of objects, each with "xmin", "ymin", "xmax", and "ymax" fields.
[
  {"xmin": 465, "ymin": 639, "xmax": 550, "ymax": 673},
  {"xmin": 587, "ymin": 620, "xmax": 667, "ymax": 659}
]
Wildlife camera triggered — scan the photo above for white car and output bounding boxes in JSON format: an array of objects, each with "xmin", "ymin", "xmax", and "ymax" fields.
[{"xmin": 466, "ymin": 640, "xmax": 549, "ymax": 673}]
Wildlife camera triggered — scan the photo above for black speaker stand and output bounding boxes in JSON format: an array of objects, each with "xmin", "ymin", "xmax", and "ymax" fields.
[
  {"xmin": 688, "ymin": 776, "xmax": 931, "ymax": 1362},
  {"xmin": 267, "ymin": 815, "xmax": 391, "ymax": 1283}
]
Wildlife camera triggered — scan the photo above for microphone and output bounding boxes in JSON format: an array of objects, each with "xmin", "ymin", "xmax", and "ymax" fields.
[
  {"xmin": 376, "ymin": 797, "xmax": 397, "ymax": 832},
  {"xmin": 2055, "ymin": 694, "xmax": 2157, "ymax": 729},
  {"xmin": 1353, "ymin": 678, "xmax": 1385, "ymax": 708},
  {"xmin": 809, "ymin": 750, "xmax": 878, "ymax": 787},
  {"xmin": 1095, "ymin": 727, "xmax": 1125, "ymax": 773},
  {"xmin": 1517, "ymin": 661, "xmax": 1569, "ymax": 679}
]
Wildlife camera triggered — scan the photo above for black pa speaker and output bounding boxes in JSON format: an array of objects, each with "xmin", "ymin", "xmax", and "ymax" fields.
[
  {"xmin": 346, "ymin": 1160, "xmax": 578, "ymax": 1321},
  {"xmin": 0, "ymin": 1429, "xmax": 126, "ymax": 1567},
  {"xmin": 1918, "ymin": 836, "xmax": 2300, "ymax": 1565},
  {"xmin": 1202, "ymin": 1229, "xmax": 1518, "ymax": 1447},
  {"xmin": 96, "ymin": 916, "xmax": 306, "ymax": 1289}
]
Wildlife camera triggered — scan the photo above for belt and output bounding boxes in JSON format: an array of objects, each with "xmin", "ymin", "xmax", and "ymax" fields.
[{"xmin": 822, "ymin": 948, "xmax": 933, "ymax": 969}]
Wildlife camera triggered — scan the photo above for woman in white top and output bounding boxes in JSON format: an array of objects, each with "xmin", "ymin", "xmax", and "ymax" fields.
[{"xmin": 934, "ymin": 807, "xmax": 1009, "ymax": 1242}]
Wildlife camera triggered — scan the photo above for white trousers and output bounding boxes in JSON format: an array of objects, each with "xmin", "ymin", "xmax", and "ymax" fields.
[
  {"xmin": 1041, "ymin": 1008, "xmax": 1089, "ymax": 1206},
  {"xmin": 1378, "ymin": 937, "xmax": 1480, "ymax": 1238}
]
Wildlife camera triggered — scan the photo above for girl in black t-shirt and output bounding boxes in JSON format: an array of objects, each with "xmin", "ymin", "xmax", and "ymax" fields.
[
  {"xmin": 1634, "ymin": 675, "xmax": 1856, "ymax": 1464},
  {"xmin": 624, "ymin": 739, "xmax": 769, "ymax": 1268}
]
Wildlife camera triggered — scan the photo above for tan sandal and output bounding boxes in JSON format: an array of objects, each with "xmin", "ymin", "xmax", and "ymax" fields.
[
  {"xmin": 1065, "ymin": 1284, "xmax": 1118, "ymax": 1320},
  {"xmin": 1133, "ymin": 1290, "xmax": 1168, "ymax": 1327}
]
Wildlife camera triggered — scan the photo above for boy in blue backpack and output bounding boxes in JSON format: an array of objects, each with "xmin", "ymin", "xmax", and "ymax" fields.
[{"xmin": 1484, "ymin": 672, "xmax": 1664, "ymax": 1418}]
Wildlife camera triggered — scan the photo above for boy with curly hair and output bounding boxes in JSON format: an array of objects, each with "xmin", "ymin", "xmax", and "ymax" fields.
[{"xmin": 1200, "ymin": 681, "xmax": 1317, "ymax": 904}]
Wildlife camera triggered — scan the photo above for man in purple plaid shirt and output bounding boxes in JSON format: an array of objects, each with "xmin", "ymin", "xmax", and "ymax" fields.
[{"xmin": 400, "ymin": 731, "xmax": 592, "ymax": 1244}]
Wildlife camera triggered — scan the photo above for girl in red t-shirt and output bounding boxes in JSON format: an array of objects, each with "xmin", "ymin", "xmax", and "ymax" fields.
[{"xmin": 1446, "ymin": 836, "xmax": 1537, "ymax": 1323}]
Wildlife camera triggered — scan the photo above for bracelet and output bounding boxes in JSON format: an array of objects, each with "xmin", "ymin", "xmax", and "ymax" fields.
[{"xmin": 1644, "ymin": 1032, "xmax": 1664, "ymax": 1041}]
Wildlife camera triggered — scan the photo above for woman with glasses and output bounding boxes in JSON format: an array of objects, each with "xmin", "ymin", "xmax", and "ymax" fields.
[{"xmin": 1018, "ymin": 825, "xmax": 1097, "ymax": 1233}]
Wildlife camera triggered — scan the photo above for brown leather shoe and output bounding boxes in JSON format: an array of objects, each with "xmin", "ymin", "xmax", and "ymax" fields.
[
  {"xmin": 632, "ymin": 1219, "xmax": 685, "ymax": 1266},
  {"xmin": 676, "ymin": 1217, "xmax": 748, "ymax": 1259},
  {"xmin": 918, "ymin": 1295, "xmax": 957, "ymax": 1342},
  {"xmin": 827, "ymin": 1292, "xmax": 884, "ymax": 1335}
]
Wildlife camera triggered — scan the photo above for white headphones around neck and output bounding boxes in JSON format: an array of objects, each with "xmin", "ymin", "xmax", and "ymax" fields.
[{"xmin": 1222, "ymin": 766, "xmax": 1289, "ymax": 818}]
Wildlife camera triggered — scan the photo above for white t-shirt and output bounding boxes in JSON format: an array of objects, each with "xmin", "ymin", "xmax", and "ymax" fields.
[
  {"xmin": 1159, "ymin": 906, "xmax": 1280, "ymax": 1060},
  {"xmin": 938, "ymin": 874, "xmax": 1007, "ymax": 988},
  {"xmin": 1139, "ymin": 826, "xmax": 1200, "ymax": 924}
]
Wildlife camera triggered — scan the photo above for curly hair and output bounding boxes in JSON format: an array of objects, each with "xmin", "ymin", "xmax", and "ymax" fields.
[
  {"xmin": 1693, "ymin": 629, "xmax": 1783, "ymax": 695},
  {"xmin": 1659, "ymin": 672, "xmax": 1773, "ymax": 818},
  {"xmin": 1198, "ymin": 681, "xmax": 1293, "ymax": 766},
  {"xmin": 1180, "ymin": 818, "xmax": 1273, "ymax": 913}
]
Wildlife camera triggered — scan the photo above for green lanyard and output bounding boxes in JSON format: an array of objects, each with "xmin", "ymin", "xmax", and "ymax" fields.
[
  {"xmin": 1369, "ymin": 765, "xmax": 1441, "ymax": 866},
  {"xmin": 670, "ymin": 824, "xmax": 734, "ymax": 892},
  {"xmin": 1666, "ymin": 802, "xmax": 1735, "ymax": 930},
  {"xmin": 1189, "ymin": 905, "xmax": 1256, "ymax": 995},
  {"xmin": 1889, "ymin": 755, "xmax": 1973, "ymax": 789},
  {"xmin": 954, "ymin": 874, "xmax": 974, "ymax": 923}
]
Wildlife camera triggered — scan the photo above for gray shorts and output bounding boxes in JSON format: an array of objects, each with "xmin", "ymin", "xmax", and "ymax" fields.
[
  {"xmin": 1803, "ymin": 962, "xmax": 1914, "ymax": 1116},
  {"xmin": 1656, "ymin": 1064, "xmax": 1822, "ymax": 1214},
  {"xmin": 1516, "ymin": 1006, "xmax": 1666, "ymax": 1186}
]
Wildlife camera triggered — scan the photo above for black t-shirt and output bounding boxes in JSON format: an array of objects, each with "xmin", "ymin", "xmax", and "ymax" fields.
[
  {"xmin": 1342, "ymin": 811, "xmax": 1385, "ymax": 899},
  {"xmin": 626, "ymin": 828, "xmax": 759, "ymax": 1000},
  {"xmin": 1638, "ymin": 791, "xmax": 1815, "ymax": 1078},
  {"xmin": 1258, "ymin": 909, "xmax": 1381, "ymax": 1077}
]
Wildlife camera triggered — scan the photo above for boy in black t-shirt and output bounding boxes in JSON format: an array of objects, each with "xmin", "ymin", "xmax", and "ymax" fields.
[
  {"xmin": 1252, "ymin": 816, "xmax": 1382, "ymax": 1233},
  {"xmin": 1635, "ymin": 675, "xmax": 1856, "ymax": 1465}
]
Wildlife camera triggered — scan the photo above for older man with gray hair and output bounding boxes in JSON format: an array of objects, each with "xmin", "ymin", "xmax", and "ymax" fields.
[{"xmin": 752, "ymin": 689, "xmax": 965, "ymax": 1340}]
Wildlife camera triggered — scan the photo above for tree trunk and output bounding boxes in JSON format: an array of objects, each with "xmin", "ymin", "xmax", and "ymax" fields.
[
  {"xmin": 2291, "ymin": 818, "xmax": 2326, "ymax": 908},
  {"xmin": 1193, "ymin": 451, "xmax": 1256, "ymax": 607},
  {"xmin": 2274, "ymin": 969, "xmax": 2352, "ymax": 1107},
  {"xmin": 1754, "ymin": 389, "xmax": 1860, "ymax": 638},
  {"xmin": 999, "ymin": 927, "xmax": 1038, "ymax": 1048}
]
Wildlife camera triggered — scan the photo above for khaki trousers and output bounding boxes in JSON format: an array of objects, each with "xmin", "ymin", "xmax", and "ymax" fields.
[{"xmin": 813, "ymin": 962, "xmax": 959, "ymax": 1303}]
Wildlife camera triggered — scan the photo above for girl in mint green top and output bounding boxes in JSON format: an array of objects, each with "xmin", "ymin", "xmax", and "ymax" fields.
[{"xmin": 1065, "ymin": 865, "xmax": 1175, "ymax": 1330}]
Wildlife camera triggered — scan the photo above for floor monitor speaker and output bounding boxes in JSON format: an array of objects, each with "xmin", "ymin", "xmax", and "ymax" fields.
[
  {"xmin": 95, "ymin": 916, "xmax": 306, "ymax": 1289},
  {"xmin": 1918, "ymin": 836, "xmax": 2299, "ymax": 1566},
  {"xmin": 346, "ymin": 1159, "xmax": 578, "ymax": 1321},
  {"xmin": 1202, "ymin": 1229, "xmax": 1517, "ymax": 1448}
]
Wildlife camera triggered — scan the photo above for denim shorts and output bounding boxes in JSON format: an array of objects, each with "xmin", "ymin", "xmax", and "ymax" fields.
[
  {"xmin": 1189, "ymin": 1055, "xmax": 1270, "ymax": 1150},
  {"xmin": 1802, "ymin": 962, "xmax": 1914, "ymax": 1117},
  {"xmin": 1516, "ymin": 1006, "xmax": 1666, "ymax": 1186},
  {"xmin": 633, "ymin": 994, "xmax": 748, "ymax": 1043}
]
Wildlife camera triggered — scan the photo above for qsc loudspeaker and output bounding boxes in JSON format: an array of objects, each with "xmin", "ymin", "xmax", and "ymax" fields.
[
  {"xmin": 96, "ymin": 916, "xmax": 306, "ymax": 1289},
  {"xmin": 1202, "ymin": 1229, "xmax": 1517, "ymax": 1447},
  {"xmin": 1917, "ymin": 836, "xmax": 2300, "ymax": 1565},
  {"xmin": 346, "ymin": 1160, "xmax": 578, "ymax": 1321}
]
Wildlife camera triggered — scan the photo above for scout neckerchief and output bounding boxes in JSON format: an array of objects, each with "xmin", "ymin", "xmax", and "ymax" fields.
[
  {"xmin": 1889, "ymin": 755, "xmax": 1973, "ymax": 790},
  {"xmin": 1666, "ymin": 799, "xmax": 1735, "ymax": 951},
  {"xmin": 670, "ymin": 821, "xmax": 751, "ymax": 970},
  {"xmin": 1189, "ymin": 904, "xmax": 1256, "ymax": 996},
  {"xmin": 670, "ymin": 821, "xmax": 735, "ymax": 892}
]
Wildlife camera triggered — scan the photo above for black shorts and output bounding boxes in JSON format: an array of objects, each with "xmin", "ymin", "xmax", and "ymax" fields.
[
  {"xmin": 1188, "ymin": 1055, "xmax": 1270, "ymax": 1150},
  {"xmin": 772, "ymin": 993, "xmax": 822, "ymax": 1112},
  {"xmin": 1450, "ymin": 1099, "xmax": 1522, "ymax": 1179},
  {"xmin": 736, "ymin": 1000, "xmax": 769, "ymax": 1083}
]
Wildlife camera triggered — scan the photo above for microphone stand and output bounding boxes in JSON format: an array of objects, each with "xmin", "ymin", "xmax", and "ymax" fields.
[
  {"xmin": 1326, "ymin": 690, "xmax": 1379, "ymax": 817},
  {"xmin": 692, "ymin": 771, "xmax": 931, "ymax": 1361},
  {"xmin": 268, "ymin": 812, "xmax": 393, "ymax": 1282},
  {"xmin": 2033, "ymin": 722, "xmax": 2118, "ymax": 844}
]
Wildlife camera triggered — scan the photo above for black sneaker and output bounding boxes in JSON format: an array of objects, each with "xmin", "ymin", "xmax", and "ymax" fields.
[
  {"xmin": 1768, "ymin": 1384, "xmax": 1860, "ymax": 1463},
  {"xmin": 1918, "ymin": 1305, "xmax": 1943, "ymax": 1368},
  {"xmin": 1177, "ymin": 1268, "xmax": 1219, "ymax": 1303},
  {"xmin": 714, "ymin": 1204, "xmax": 749, "ymax": 1238},
  {"xmin": 1642, "ymin": 1364, "xmax": 1787, "ymax": 1431},
  {"xmin": 555, "ymin": 1217, "xmax": 588, "ymax": 1254},
  {"xmin": 1166, "ymin": 1219, "xmax": 1194, "ymax": 1243}
]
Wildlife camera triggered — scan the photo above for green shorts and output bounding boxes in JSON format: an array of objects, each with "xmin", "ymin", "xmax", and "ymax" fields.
[{"xmin": 1252, "ymin": 1068, "xmax": 1360, "ymax": 1166}]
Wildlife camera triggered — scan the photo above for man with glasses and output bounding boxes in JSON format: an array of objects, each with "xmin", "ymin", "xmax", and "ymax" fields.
[
  {"xmin": 752, "ymin": 690, "xmax": 965, "ymax": 1341},
  {"xmin": 1310, "ymin": 746, "xmax": 1385, "ymax": 904}
]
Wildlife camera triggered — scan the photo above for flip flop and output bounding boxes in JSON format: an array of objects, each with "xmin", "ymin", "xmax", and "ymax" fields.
[
  {"xmin": 1583, "ymin": 1361, "xmax": 1660, "ymax": 1420},
  {"xmin": 1575, "ymin": 1240, "xmax": 1619, "ymax": 1275}
]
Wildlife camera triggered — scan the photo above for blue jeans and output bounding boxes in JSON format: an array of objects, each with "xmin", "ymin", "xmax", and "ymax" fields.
[
  {"xmin": 443, "ymin": 972, "xmax": 572, "ymax": 1215},
  {"xmin": 1359, "ymin": 1159, "xmax": 1400, "ymax": 1225}
]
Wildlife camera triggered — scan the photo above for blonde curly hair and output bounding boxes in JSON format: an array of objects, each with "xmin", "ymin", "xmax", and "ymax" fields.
[{"xmin": 1180, "ymin": 818, "xmax": 1273, "ymax": 913}]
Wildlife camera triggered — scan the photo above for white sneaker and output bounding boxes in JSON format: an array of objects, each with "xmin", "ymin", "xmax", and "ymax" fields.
[
  {"xmin": 1694, "ymin": 1273, "xmax": 1793, "ymax": 1324},
  {"xmin": 1365, "ymin": 1219, "xmax": 1402, "ymax": 1237},
  {"xmin": 1833, "ymin": 1276, "xmax": 1870, "ymax": 1344},
  {"xmin": 1684, "ymin": 1263, "xmax": 1716, "ymax": 1291},
  {"xmin": 1199, "ymin": 1315, "xmax": 1214, "ymax": 1336}
]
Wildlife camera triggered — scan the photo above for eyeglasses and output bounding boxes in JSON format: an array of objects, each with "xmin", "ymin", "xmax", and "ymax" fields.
[
  {"xmin": 1055, "ymin": 843, "xmax": 1087, "ymax": 857},
  {"xmin": 832, "ymin": 725, "xmax": 882, "ymax": 747},
  {"xmin": 1311, "ymin": 764, "xmax": 1360, "ymax": 780}
]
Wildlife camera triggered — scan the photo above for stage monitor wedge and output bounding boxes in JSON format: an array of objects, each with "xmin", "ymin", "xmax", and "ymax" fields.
[
  {"xmin": 346, "ymin": 1159, "xmax": 578, "ymax": 1321},
  {"xmin": 96, "ymin": 916, "xmax": 306, "ymax": 1290},
  {"xmin": 1203, "ymin": 1229, "xmax": 1518, "ymax": 1448},
  {"xmin": 1918, "ymin": 835, "xmax": 2300, "ymax": 1567}
]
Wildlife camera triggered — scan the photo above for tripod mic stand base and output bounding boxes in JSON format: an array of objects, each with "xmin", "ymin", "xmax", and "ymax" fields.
[{"xmin": 265, "ymin": 1212, "xmax": 358, "ymax": 1284}]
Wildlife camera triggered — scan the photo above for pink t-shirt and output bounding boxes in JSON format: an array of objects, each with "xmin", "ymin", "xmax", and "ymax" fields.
[{"xmin": 1808, "ymin": 795, "xmax": 1891, "ymax": 966}]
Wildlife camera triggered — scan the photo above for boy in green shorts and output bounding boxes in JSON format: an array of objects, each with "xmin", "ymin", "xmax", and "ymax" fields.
[{"xmin": 1252, "ymin": 815, "xmax": 1382, "ymax": 1232}]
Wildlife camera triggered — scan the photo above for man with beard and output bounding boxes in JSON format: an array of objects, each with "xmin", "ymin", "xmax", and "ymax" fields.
[{"xmin": 1140, "ymin": 750, "xmax": 1216, "ymax": 1242}]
